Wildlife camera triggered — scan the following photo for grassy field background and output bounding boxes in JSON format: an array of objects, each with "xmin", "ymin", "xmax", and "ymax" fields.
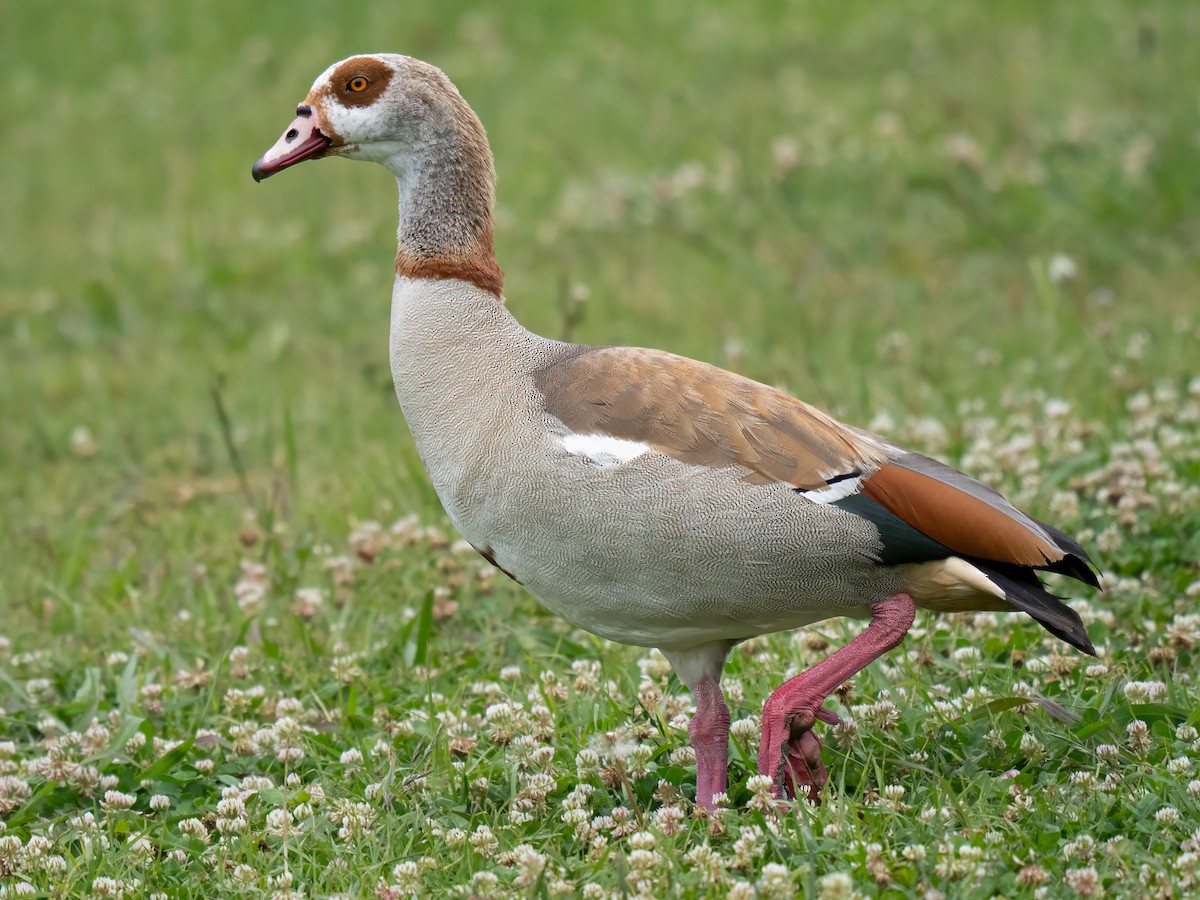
[{"xmin": 2, "ymin": 0, "xmax": 1199, "ymax": 896}]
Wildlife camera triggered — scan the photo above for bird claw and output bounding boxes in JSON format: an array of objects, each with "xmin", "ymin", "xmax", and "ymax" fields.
[
  {"xmin": 777, "ymin": 720, "xmax": 828, "ymax": 803},
  {"xmin": 761, "ymin": 703, "xmax": 835, "ymax": 804},
  {"xmin": 815, "ymin": 706, "xmax": 841, "ymax": 727}
]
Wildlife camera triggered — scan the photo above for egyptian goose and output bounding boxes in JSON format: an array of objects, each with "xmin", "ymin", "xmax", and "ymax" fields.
[{"xmin": 253, "ymin": 54, "xmax": 1099, "ymax": 808}]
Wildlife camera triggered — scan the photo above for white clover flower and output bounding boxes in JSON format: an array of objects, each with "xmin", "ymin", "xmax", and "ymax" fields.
[
  {"xmin": 469, "ymin": 824, "xmax": 499, "ymax": 858},
  {"xmin": 270, "ymin": 871, "xmax": 303, "ymax": 900},
  {"xmin": 817, "ymin": 872, "xmax": 855, "ymax": 900},
  {"xmin": 1069, "ymin": 771, "xmax": 1097, "ymax": 789},
  {"xmin": 1018, "ymin": 734, "xmax": 1046, "ymax": 761},
  {"xmin": 1016, "ymin": 865, "xmax": 1050, "ymax": 886},
  {"xmin": 732, "ymin": 824, "xmax": 765, "ymax": 868},
  {"xmin": 128, "ymin": 834, "xmax": 154, "ymax": 863},
  {"xmin": 1155, "ymin": 807, "xmax": 1181, "ymax": 827},
  {"xmin": 216, "ymin": 816, "xmax": 248, "ymax": 834},
  {"xmin": 626, "ymin": 744, "xmax": 654, "ymax": 779},
  {"xmin": 1122, "ymin": 681, "xmax": 1166, "ymax": 703},
  {"xmin": 265, "ymin": 808, "xmax": 293, "ymax": 837},
  {"xmin": 668, "ymin": 746, "xmax": 696, "ymax": 767},
  {"xmin": 1047, "ymin": 254, "xmax": 1077, "ymax": 284},
  {"xmin": 1063, "ymin": 835, "xmax": 1095, "ymax": 862},
  {"xmin": 292, "ymin": 587, "xmax": 325, "ymax": 620},
  {"xmin": 329, "ymin": 800, "xmax": 375, "ymax": 841},
  {"xmin": 392, "ymin": 860, "xmax": 420, "ymax": 890},
  {"xmin": 1127, "ymin": 720, "xmax": 1152, "ymax": 753},
  {"xmin": 730, "ymin": 717, "xmax": 760, "ymax": 740},
  {"xmin": 654, "ymin": 805, "xmax": 685, "ymax": 836},
  {"xmin": 469, "ymin": 871, "xmax": 500, "ymax": 896},
  {"xmin": 1064, "ymin": 866, "xmax": 1100, "ymax": 895},
  {"xmin": 92, "ymin": 876, "xmax": 136, "ymax": 898},
  {"xmin": 1168, "ymin": 757, "xmax": 1193, "ymax": 775},
  {"xmin": 513, "ymin": 844, "xmax": 547, "ymax": 888},
  {"xmin": 101, "ymin": 790, "xmax": 136, "ymax": 811},
  {"xmin": 850, "ymin": 698, "xmax": 899, "ymax": 730},
  {"xmin": 943, "ymin": 133, "xmax": 984, "ymax": 168},
  {"xmin": 176, "ymin": 816, "xmax": 207, "ymax": 844},
  {"xmin": 760, "ymin": 863, "xmax": 792, "ymax": 898},
  {"xmin": 636, "ymin": 650, "xmax": 672, "ymax": 679},
  {"xmin": 746, "ymin": 774, "xmax": 773, "ymax": 794},
  {"xmin": 629, "ymin": 831, "xmax": 656, "ymax": 851},
  {"xmin": 339, "ymin": 748, "xmax": 364, "ymax": 765},
  {"xmin": 216, "ymin": 797, "xmax": 246, "ymax": 819},
  {"xmin": 576, "ymin": 748, "xmax": 604, "ymax": 777}
]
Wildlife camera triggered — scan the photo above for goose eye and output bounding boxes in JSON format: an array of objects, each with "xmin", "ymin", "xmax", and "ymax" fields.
[{"xmin": 347, "ymin": 76, "xmax": 369, "ymax": 93}]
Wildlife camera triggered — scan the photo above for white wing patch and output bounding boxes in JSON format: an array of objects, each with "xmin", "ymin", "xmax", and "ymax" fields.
[
  {"xmin": 799, "ymin": 475, "xmax": 864, "ymax": 504},
  {"xmin": 561, "ymin": 433, "xmax": 651, "ymax": 468}
]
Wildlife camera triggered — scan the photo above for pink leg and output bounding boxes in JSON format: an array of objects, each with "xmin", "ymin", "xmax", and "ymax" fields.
[
  {"xmin": 689, "ymin": 677, "xmax": 731, "ymax": 810},
  {"xmin": 758, "ymin": 594, "xmax": 915, "ymax": 802}
]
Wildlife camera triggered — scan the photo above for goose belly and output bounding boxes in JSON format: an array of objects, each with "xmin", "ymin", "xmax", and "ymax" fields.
[{"xmin": 445, "ymin": 441, "xmax": 899, "ymax": 651}]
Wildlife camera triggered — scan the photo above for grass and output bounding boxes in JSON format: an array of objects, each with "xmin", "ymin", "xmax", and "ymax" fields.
[{"xmin": 2, "ymin": 0, "xmax": 1199, "ymax": 896}]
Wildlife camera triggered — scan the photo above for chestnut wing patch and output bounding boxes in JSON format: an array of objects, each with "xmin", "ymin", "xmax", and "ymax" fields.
[
  {"xmin": 852, "ymin": 453, "xmax": 1098, "ymax": 585},
  {"xmin": 534, "ymin": 346, "xmax": 891, "ymax": 491}
]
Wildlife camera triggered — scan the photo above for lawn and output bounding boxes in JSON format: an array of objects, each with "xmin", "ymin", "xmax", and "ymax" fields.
[{"xmin": 2, "ymin": 0, "xmax": 1199, "ymax": 896}]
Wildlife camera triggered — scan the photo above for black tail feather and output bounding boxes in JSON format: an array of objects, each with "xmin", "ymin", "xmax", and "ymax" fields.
[
  {"xmin": 1034, "ymin": 519, "xmax": 1102, "ymax": 589},
  {"xmin": 1034, "ymin": 518, "xmax": 1096, "ymax": 565},
  {"xmin": 972, "ymin": 560, "xmax": 1096, "ymax": 656},
  {"xmin": 1042, "ymin": 553, "xmax": 1102, "ymax": 590}
]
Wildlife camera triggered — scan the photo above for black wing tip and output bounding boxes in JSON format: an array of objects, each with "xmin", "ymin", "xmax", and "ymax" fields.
[
  {"xmin": 974, "ymin": 561, "xmax": 1097, "ymax": 656},
  {"xmin": 1076, "ymin": 632, "xmax": 1098, "ymax": 657},
  {"xmin": 1042, "ymin": 607, "xmax": 1097, "ymax": 656},
  {"xmin": 1034, "ymin": 518, "xmax": 1102, "ymax": 590},
  {"xmin": 1044, "ymin": 553, "xmax": 1102, "ymax": 591},
  {"xmin": 1034, "ymin": 518, "xmax": 1095, "ymax": 564}
]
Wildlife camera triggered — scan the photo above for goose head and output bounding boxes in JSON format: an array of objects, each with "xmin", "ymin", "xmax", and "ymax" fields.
[
  {"xmin": 251, "ymin": 53, "xmax": 486, "ymax": 181},
  {"xmin": 252, "ymin": 54, "xmax": 503, "ymax": 296}
]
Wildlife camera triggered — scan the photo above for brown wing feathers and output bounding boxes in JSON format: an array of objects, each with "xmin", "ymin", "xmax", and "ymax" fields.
[{"xmin": 535, "ymin": 347, "xmax": 890, "ymax": 491}]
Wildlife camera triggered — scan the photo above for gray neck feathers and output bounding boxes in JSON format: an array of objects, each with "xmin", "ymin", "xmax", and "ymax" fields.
[
  {"xmin": 397, "ymin": 117, "xmax": 495, "ymax": 256},
  {"xmin": 382, "ymin": 70, "xmax": 504, "ymax": 295}
]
